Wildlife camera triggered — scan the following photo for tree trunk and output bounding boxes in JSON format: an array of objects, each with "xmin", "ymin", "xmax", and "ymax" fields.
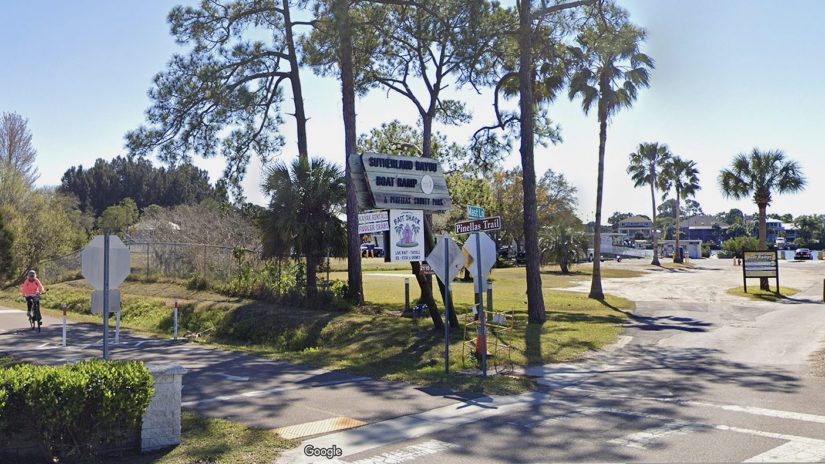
[
  {"xmin": 334, "ymin": 0, "xmax": 364, "ymax": 304},
  {"xmin": 589, "ymin": 115, "xmax": 607, "ymax": 300},
  {"xmin": 306, "ymin": 253, "xmax": 318, "ymax": 298},
  {"xmin": 518, "ymin": 0, "xmax": 546, "ymax": 323},
  {"xmin": 650, "ymin": 175, "xmax": 660, "ymax": 266},
  {"xmin": 673, "ymin": 188, "xmax": 683, "ymax": 264},
  {"xmin": 414, "ymin": 113, "xmax": 448, "ymax": 329},
  {"xmin": 758, "ymin": 202, "xmax": 769, "ymax": 290},
  {"xmin": 282, "ymin": 0, "xmax": 308, "ymax": 161}
]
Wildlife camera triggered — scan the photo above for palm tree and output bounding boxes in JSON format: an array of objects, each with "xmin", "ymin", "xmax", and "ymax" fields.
[
  {"xmin": 539, "ymin": 224, "xmax": 589, "ymax": 274},
  {"xmin": 627, "ymin": 142, "xmax": 671, "ymax": 266},
  {"xmin": 660, "ymin": 156, "xmax": 700, "ymax": 264},
  {"xmin": 719, "ymin": 149, "xmax": 805, "ymax": 289},
  {"xmin": 261, "ymin": 157, "xmax": 346, "ymax": 299},
  {"xmin": 568, "ymin": 4, "xmax": 653, "ymax": 299}
]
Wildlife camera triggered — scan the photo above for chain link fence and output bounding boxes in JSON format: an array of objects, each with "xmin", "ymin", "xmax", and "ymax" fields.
[{"xmin": 36, "ymin": 241, "xmax": 250, "ymax": 285}]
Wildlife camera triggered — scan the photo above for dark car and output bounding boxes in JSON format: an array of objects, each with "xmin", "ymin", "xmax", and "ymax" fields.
[{"xmin": 794, "ymin": 248, "xmax": 812, "ymax": 260}]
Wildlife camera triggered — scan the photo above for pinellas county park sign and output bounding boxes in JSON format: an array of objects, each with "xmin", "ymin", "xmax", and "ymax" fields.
[{"xmin": 350, "ymin": 152, "xmax": 452, "ymax": 212}]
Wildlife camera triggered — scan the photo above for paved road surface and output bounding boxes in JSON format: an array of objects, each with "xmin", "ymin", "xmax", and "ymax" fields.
[
  {"xmin": 4, "ymin": 259, "xmax": 825, "ymax": 462},
  {"xmin": 282, "ymin": 259, "xmax": 825, "ymax": 463},
  {"xmin": 0, "ymin": 308, "xmax": 461, "ymax": 438}
]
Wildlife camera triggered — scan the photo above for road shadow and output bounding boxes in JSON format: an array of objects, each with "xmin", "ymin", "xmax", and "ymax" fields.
[{"xmin": 600, "ymin": 301, "xmax": 712, "ymax": 333}]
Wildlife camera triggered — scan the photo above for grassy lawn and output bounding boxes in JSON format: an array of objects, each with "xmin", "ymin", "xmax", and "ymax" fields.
[
  {"xmin": 0, "ymin": 265, "xmax": 637, "ymax": 395},
  {"xmin": 127, "ymin": 411, "xmax": 294, "ymax": 464},
  {"xmin": 726, "ymin": 286, "xmax": 800, "ymax": 302}
]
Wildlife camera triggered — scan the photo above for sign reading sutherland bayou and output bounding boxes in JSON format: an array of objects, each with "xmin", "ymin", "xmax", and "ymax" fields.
[
  {"xmin": 389, "ymin": 210, "xmax": 425, "ymax": 262},
  {"xmin": 742, "ymin": 250, "xmax": 780, "ymax": 292},
  {"xmin": 352, "ymin": 152, "xmax": 452, "ymax": 211}
]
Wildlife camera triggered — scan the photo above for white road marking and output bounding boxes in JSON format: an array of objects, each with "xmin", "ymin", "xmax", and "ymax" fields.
[
  {"xmin": 182, "ymin": 376, "xmax": 371, "ymax": 407},
  {"xmin": 213, "ymin": 372, "xmax": 249, "ymax": 382},
  {"xmin": 0, "ymin": 309, "xmax": 23, "ymax": 314},
  {"xmin": 687, "ymin": 401, "xmax": 825, "ymax": 425},
  {"xmin": 608, "ymin": 422, "xmax": 705, "ymax": 449},
  {"xmin": 36, "ymin": 342, "xmax": 51, "ymax": 349},
  {"xmin": 348, "ymin": 440, "xmax": 459, "ymax": 464},
  {"xmin": 744, "ymin": 440, "xmax": 825, "ymax": 462}
]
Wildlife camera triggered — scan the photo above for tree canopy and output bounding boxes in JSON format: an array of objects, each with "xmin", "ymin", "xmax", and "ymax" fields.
[{"xmin": 59, "ymin": 156, "xmax": 224, "ymax": 216}]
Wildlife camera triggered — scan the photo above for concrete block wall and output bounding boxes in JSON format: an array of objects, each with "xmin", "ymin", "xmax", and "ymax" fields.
[{"xmin": 141, "ymin": 363, "xmax": 187, "ymax": 452}]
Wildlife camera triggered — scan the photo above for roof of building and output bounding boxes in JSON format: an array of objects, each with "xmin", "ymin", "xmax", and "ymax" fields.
[
  {"xmin": 681, "ymin": 215, "xmax": 730, "ymax": 229},
  {"xmin": 618, "ymin": 215, "xmax": 652, "ymax": 225}
]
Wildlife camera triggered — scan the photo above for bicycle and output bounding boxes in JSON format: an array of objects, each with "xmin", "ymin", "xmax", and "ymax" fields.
[{"xmin": 27, "ymin": 292, "xmax": 44, "ymax": 332}]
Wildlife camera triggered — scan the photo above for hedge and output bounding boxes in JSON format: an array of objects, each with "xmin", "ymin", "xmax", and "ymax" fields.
[{"xmin": 0, "ymin": 360, "xmax": 154, "ymax": 462}]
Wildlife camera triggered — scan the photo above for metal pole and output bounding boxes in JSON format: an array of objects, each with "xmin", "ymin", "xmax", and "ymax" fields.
[
  {"xmin": 174, "ymin": 300, "xmax": 179, "ymax": 340},
  {"xmin": 487, "ymin": 279, "xmax": 493, "ymax": 314},
  {"xmin": 475, "ymin": 232, "xmax": 487, "ymax": 376},
  {"xmin": 61, "ymin": 304, "xmax": 67, "ymax": 347},
  {"xmin": 444, "ymin": 237, "xmax": 451, "ymax": 375},
  {"xmin": 115, "ymin": 310, "xmax": 121, "ymax": 345},
  {"xmin": 404, "ymin": 278, "xmax": 410, "ymax": 312},
  {"xmin": 103, "ymin": 233, "xmax": 110, "ymax": 360}
]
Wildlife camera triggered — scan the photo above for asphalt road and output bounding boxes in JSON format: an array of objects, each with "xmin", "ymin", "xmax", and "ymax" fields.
[
  {"xmin": 4, "ymin": 258, "xmax": 825, "ymax": 462},
  {"xmin": 0, "ymin": 308, "xmax": 461, "ymax": 437},
  {"xmin": 282, "ymin": 259, "xmax": 825, "ymax": 463}
]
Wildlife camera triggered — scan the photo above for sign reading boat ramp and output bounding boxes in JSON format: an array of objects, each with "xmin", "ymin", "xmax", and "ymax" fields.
[
  {"xmin": 358, "ymin": 152, "xmax": 452, "ymax": 212},
  {"xmin": 742, "ymin": 250, "xmax": 779, "ymax": 292}
]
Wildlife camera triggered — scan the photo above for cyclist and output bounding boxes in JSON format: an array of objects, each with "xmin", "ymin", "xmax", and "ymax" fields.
[{"xmin": 21, "ymin": 270, "xmax": 45, "ymax": 329}]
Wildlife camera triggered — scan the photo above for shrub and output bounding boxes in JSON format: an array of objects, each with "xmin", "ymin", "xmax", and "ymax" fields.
[
  {"xmin": 0, "ymin": 360, "xmax": 154, "ymax": 462},
  {"xmin": 701, "ymin": 243, "xmax": 712, "ymax": 258},
  {"xmin": 722, "ymin": 236, "xmax": 761, "ymax": 258},
  {"xmin": 186, "ymin": 273, "xmax": 211, "ymax": 291}
]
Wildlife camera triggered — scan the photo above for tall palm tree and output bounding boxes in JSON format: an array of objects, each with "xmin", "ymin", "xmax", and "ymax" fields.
[
  {"xmin": 568, "ymin": 4, "xmax": 653, "ymax": 299},
  {"xmin": 627, "ymin": 142, "xmax": 670, "ymax": 266},
  {"xmin": 660, "ymin": 156, "xmax": 700, "ymax": 264},
  {"xmin": 261, "ymin": 157, "xmax": 346, "ymax": 299},
  {"xmin": 719, "ymin": 149, "xmax": 805, "ymax": 289}
]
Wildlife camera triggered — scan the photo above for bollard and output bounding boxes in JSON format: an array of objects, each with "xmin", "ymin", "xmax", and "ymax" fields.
[
  {"xmin": 487, "ymin": 279, "xmax": 493, "ymax": 315},
  {"xmin": 62, "ymin": 304, "xmax": 67, "ymax": 347},
  {"xmin": 404, "ymin": 278, "xmax": 410, "ymax": 312},
  {"xmin": 173, "ymin": 300, "xmax": 179, "ymax": 340}
]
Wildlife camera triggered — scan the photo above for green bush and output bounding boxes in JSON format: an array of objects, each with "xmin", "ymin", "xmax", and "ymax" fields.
[
  {"xmin": 701, "ymin": 243, "xmax": 712, "ymax": 258},
  {"xmin": 0, "ymin": 360, "xmax": 154, "ymax": 462},
  {"xmin": 722, "ymin": 236, "xmax": 761, "ymax": 258},
  {"xmin": 186, "ymin": 273, "xmax": 211, "ymax": 291}
]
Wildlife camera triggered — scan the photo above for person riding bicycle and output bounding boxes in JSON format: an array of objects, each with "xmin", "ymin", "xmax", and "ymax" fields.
[{"xmin": 21, "ymin": 270, "xmax": 45, "ymax": 325}]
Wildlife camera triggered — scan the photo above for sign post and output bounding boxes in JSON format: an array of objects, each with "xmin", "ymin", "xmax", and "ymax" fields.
[
  {"xmin": 426, "ymin": 236, "xmax": 465, "ymax": 374},
  {"xmin": 742, "ymin": 250, "xmax": 780, "ymax": 293},
  {"xmin": 81, "ymin": 234, "xmax": 131, "ymax": 360},
  {"xmin": 458, "ymin": 217, "xmax": 500, "ymax": 377}
]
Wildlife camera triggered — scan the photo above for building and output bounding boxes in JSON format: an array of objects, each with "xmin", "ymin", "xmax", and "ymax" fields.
[
  {"xmin": 754, "ymin": 220, "xmax": 797, "ymax": 244},
  {"xmin": 680, "ymin": 215, "xmax": 730, "ymax": 245},
  {"xmin": 617, "ymin": 215, "xmax": 653, "ymax": 240}
]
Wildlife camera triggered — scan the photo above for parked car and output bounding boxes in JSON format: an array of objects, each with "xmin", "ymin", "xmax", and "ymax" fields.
[{"xmin": 794, "ymin": 248, "xmax": 812, "ymax": 260}]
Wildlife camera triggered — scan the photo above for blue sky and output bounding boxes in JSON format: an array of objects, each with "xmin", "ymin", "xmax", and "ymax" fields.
[{"xmin": 2, "ymin": 0, "xmax": 823, "ymax": 221}]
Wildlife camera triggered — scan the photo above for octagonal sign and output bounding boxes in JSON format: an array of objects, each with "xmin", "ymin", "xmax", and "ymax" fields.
[{"xmin": 81, "ymin": 235, "xmax": 131, "ymax": 290}]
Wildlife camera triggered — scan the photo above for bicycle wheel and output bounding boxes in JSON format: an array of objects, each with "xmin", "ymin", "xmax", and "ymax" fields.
[{"xmin": 34, "ymin": 303, "xmax": 42, "ymax": 332}]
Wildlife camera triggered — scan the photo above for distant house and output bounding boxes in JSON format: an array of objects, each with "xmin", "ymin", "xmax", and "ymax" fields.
[
  {"xmin": 753, "ymin": 220, "xmax": 797, "ymax": 244},
  {"xmin": 680, "ymin": 215, "xmax": 729, "ymax": 244},
  {"xmin": 617, "ymin": 215, "xmax": 653, "ymax": 240}
]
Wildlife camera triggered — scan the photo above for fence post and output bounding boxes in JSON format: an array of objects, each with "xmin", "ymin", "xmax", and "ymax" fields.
[
  {"xmin": 173, "ymin": 300, "xmax": 179, "ymax": 340},
  {"xmin": 487, "ymin": 279, "xmax": 493, "ymax": 314}
]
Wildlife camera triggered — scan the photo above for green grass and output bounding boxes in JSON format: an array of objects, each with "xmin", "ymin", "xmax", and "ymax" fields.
[
  {"xmin": 726, "ymin": 286, "xmax": 800, "ymax": 302},
  {"xmin": 125, "ymin": 411, "xmax": 294, "ymax": 464},
  {"xmin": 0, "ymin": 265, "xmax": 637, "ymax": 395}
]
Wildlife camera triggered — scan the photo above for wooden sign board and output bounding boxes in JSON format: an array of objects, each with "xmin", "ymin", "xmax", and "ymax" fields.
[
  {"xmin": 742, "ymin": 250, "xmax": 779, "ymax": 292},
  {"xmin": 358, "ymin": 152, "xmax": 452, "ymax": 212}
]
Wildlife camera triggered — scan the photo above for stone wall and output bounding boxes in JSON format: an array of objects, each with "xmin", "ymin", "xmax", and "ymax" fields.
[{"xmin": 141, "ymin": 363, "xmax": 187, "ymax": 452}]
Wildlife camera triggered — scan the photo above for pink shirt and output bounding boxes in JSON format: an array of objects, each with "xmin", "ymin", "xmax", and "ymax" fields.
[{"xmin": 21, "ymin": 278, "xmax": 45, "ymax": 297}]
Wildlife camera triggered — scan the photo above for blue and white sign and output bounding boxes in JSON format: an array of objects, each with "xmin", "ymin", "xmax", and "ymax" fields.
[{"xmin": 389, "ymin": 210, "xmax": 425, "ymax": 262}]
